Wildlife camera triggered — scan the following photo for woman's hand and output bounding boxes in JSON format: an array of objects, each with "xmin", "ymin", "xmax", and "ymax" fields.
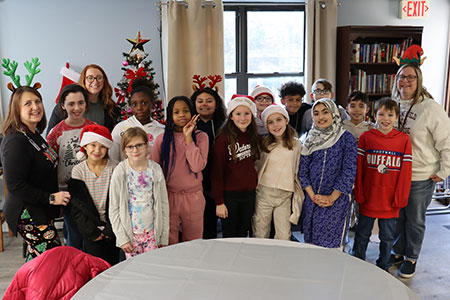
[
  {"xmin": 183, "ymin": 114, "xmax": 200, "ymax": 144},
  {"xmin": 120, "ymin": 242, "xmax": 133, "ymax": 253},
  {"xmin": 50, "ymin": 191, "xmax": 71, "ymax": 206},
  {"xmin": 216, "ymin": 204, "xmax": 228, "ymax": 218},
  {"xmin": 430, "ymin": 174, "xmax": 443, "ymax": 182}
]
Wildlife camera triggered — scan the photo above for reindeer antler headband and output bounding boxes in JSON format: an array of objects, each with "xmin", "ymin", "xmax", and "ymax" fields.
[
  {"xmin": 2, "ymin": 57, "xmax": 42, "ymax": 92},
  {"xmin": 192, "ymin": 74, "xmax": 223, "ymax": 92}
]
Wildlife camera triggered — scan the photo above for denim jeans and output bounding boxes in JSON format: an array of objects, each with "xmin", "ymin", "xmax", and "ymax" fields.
[
  {"xmin": 392, "ymin": 179, "xmax": 435, "ymax": 261},
  {"xmin": 63, "ymin": 207, "xmax": 84, "ymax": 250},
  {"xmin": 352, "ymin": 214, "xmax": 397, "ymax": 270}
]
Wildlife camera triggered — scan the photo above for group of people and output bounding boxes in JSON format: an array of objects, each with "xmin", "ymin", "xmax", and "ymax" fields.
[{"xmin": 1, "ymin": 62, "xmax": 450, "ymax": 280}]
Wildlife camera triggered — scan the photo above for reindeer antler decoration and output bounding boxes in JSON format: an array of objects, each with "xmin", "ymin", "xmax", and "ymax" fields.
[
  {"xmin": 24, "ymin": 58, "xmax": 41, "ymax": 86},
  {"xmin": 192, "ymin": 74, "xmax": 223, "ymax": 91},
  {"xmin": 207, "ymin": 75, "xmax": 222, "ymax": 90},
  {"xmin": 2, "ymin": 58, "xmax": 21, "ymax": 88},
  {"xmin": 2, "ymin": 57, "xmax": 41, "ymax": 91},
  {"xmin": 192, "ymin": 74, "xmax": 208, "ymax": 91}
]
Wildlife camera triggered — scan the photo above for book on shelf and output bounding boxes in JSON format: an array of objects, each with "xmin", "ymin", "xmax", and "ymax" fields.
[
  {"xmin": 350, "ymin": 38, "xmax": 414, "ymax": 63},
  {"xmin": 349, "ymin": 71, "xmax": 395, "ymax": 95}
]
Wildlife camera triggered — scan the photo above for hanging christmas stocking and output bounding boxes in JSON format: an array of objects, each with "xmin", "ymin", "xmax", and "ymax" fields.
[{"xmin": 55, "ymin": 62, "xmax": 80, "ymax": 103}]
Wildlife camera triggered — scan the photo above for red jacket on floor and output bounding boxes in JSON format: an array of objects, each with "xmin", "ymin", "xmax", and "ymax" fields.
[
  {"xmin": 354, "ymin": 128, "xmax": 412, "ymax": 218},
  {"xmin": 3, "ymin": 246, "xmax": 110, "ymax": 300}
]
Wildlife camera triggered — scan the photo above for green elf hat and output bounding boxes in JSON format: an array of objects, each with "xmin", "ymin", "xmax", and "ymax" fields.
[{"xmin": 393, "ymin": 45, "xmax": 427, "ymax": 66}]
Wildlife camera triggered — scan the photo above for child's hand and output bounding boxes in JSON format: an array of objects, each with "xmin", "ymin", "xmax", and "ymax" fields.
[
  {"xmin": 216, "ymin": 204, "xmax": 228, "ymax": 218},
  {"xmin": 315, "ymin": 194, "xmax": 335, "ymax": 207},
  {"xmin": 93, "ymin": 233, "xmax": 103, "ymax": 241},
  {"xmin": 183, "ymin": 114, "xmax": 200, "ymax": 142},
  {"xmin": 430, "ymin": 174, "xmax": 443, "ymax": 182},
  {"xmin": 120, "ymin": 242, "xmax": 133, "ymax": 253}
]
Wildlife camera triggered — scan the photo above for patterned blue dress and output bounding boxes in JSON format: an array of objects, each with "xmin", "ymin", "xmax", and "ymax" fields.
[{"xmin": 299, "ymin": 131, "xmax": 357, "ymax": 248}]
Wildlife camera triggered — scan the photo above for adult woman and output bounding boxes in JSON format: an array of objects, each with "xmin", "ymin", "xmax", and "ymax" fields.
[
  {"xmin": 190, "ymin": 87, "xmax": 226, "ymax": 239},
  {"xmin": 391, "ymin": 63, "xmax": 450, "ymax": 278},
  {"xmin": 0, "ymin": 86, "xmax": 71, "ymax": 261},
  {"xmin": 47, "ymin": 64, "xmax": 120, "ymax": 134}
]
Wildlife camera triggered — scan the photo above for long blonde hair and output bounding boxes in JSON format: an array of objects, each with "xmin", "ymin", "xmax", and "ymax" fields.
[{"xmin": 391, "ymin": 63, "xmax": 433, "ymax": 105}]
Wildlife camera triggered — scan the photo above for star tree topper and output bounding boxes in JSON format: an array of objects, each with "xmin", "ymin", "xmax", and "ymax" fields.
[{"xmin": 126, "ymin": 31, "xmax": 150, "ymax": 52}]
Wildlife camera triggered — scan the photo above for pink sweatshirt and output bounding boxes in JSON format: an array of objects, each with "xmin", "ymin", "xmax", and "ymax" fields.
[{"xmin": 150, "ymin": 131, "xmax": 209, "ymax": 193}]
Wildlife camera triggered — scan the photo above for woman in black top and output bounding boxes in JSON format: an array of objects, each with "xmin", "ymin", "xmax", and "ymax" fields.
[
  {"xmin": 190, "ymin": 87, "xmax": 226, "ymax": 239},
  {"xmin": 1, "ymin": 86, "xmax": 70, "ymax": 261}
]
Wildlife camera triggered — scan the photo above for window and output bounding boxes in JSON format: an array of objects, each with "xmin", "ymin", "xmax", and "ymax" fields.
[{"xmin": 224, "ymin": 3, "xmax": 306, "ymax": 104}]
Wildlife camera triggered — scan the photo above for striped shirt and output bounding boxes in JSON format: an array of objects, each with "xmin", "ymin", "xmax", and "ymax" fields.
[{"xmin": 72, "ymin": 159, "xmax": 117, "ymax": 221}]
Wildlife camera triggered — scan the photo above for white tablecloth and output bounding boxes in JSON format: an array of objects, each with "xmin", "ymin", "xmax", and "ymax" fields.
[{"xmin": 73, "ymin": 238, "xmax": 419, "ymax": 300}]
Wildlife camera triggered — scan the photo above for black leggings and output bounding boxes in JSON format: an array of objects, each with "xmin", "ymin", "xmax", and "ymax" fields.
[{"xmin": 221, "ymin": 190, "xmax": 256, "ymax": 238}]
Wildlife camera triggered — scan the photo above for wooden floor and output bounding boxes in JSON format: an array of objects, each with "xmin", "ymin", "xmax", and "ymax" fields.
[{"xmin": 1, "ymin": 209, "xmax": 450, "ymax": 299}]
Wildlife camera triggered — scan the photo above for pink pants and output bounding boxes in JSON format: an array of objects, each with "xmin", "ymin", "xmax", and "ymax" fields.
[
  {"xmin": 125, "ymin": 229, "xmax": 157, "ymax": 259},
  {"xmin": 168, "ymin": 189, "xmax": 205, "ymax": 245}
]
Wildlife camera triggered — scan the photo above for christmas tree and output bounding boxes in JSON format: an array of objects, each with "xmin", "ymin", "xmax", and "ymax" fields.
[{"xmin": 115, "ymin": 31, "xmax": 164, "ymax": 123}]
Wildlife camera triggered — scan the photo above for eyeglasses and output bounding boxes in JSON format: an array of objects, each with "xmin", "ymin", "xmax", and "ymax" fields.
[
  {"xmin": 86, "ymin": 75, "xmax": 104, "ymax": 83},
  {"xmin": 255, "ymin": 96, "xmax": 273, "ymax": 103},
  {"xmin": 313, "ymin": 89, "xmax": 331, "ymax": 95},
  {"xmin": 398, "ymin": 75, "xmax": 417, "ymax": 82},
  {"xmin": 125, "ymin": 143, "xmax": 146, "ymax": 152}
]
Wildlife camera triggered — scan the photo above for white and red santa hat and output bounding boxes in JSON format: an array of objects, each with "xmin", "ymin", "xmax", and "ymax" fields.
[
  {"xmin": 250, "ymin": 85, "xmax": 275, "ymax": 101},
  {"xmin": 227, "ymin": 94, "xmax": 256, "ymax": 116},
  {"xmin": 76, "ymin": 124, "xmax": 113, "ymax": 161},
  {"xmin": 261, "ymin": 104, "xmax": 290, "ymax": 128},
  {"xmin": 55, "ymin": 62, "xmax": 81, "ymax": 103}
]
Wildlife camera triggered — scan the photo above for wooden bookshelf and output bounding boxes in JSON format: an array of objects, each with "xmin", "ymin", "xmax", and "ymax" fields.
[{"xmin": 336, "ymin": 26, "xmax": 423, "ymax": 120}]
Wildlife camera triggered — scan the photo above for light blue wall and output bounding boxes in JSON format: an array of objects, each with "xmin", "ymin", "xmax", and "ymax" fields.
[
  {"xmin": 0, "ymin": 0, "xmax": 163, "ymax": 123},
  {"xmin": 338, "ymin": 0, "xmax": 450, "ymax": 104}
]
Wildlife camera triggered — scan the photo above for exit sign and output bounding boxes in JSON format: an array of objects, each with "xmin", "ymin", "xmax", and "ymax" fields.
[{"xmin": 399, "ymin": 0, "xmax": 430, "ymax": 19}]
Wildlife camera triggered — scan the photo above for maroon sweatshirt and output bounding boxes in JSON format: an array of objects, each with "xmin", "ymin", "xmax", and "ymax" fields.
[{"xmin": 210, "ymin": 130, "xmax": 258, "ymax": 205}]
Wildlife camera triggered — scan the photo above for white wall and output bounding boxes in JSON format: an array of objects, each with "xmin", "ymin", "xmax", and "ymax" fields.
[
  {"xmin": 0, "ymin": 0, "xmax": 163, "ymax": 122},
  {"xmin": 338, "ymin": 0, "xmax": 450, "ymax": 104}
]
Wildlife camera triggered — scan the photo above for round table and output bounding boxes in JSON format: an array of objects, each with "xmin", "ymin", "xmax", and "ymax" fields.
[{"xmin": 73, "ymin": 238, "xmax": 419, "ymax": 300}]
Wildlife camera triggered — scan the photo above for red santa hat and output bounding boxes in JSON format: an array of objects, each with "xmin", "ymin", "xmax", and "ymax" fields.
[
  {"xmin": 227, "ymin": 94, "xmax": 256, "ymax": 116},
  {"xmin": 76, "ymin": 124, "xmax": 113, "ymax": 161},
  {"xmin": 250, "ymin": 85, "xmax": 275, "ymax": 101}
]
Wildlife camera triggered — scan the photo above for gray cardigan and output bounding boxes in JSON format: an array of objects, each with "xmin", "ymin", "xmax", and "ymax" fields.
[{"xmin": 109, "ymin": 159, "xmax": 169, "ymax": 248}]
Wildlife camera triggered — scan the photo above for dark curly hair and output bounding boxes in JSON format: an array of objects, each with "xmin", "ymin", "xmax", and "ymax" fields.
[{"xmin": 279, "ymin": 81, "xmax": 306, "ymax": 99}]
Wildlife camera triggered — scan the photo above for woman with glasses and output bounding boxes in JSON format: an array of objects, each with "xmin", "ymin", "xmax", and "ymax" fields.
[
  {"xmin": 390, "ymin": 63, "xmax": 450, "ymax": 278},
  {"xmin": 47, "ymin": 64, "xmax": 120, "ymax": 134}
]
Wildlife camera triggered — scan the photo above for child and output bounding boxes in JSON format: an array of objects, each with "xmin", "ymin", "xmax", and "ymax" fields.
[
  {"xmin": 150, "ymin": 96, "xmax": 209, "ymax": 245},
  {"xmin": 279, "ymin": 81, "xmax": 310, "ymax": 137},
  {"xmin": 68, "ymin": 124, "xmax": 120, "ymax": 265},
  {"xmin": 190, "ymin": 86, "xmax": 227, "ymax": 239},
  {"xmin": 47, "ymin": 84, "xmax": 95, "ymax": 190},
  {"xmin": 110, "ymin": 78, "xmax": 165, "ymax": 161},
  {"xmin": 302, "ymin": 79, "xmax": 350, "ymax": 135},
  {"xmin": 343, "ymin": 91, "xmax": 372, "ymax": 142},
  {"xmin": 299, "ymin": 98, "xmax": 357, "ymax": 248},
  {"xmin": 351, "ymin": 98, "xmax": 412, "ymax": 270},
  {"xmin": 109, "ymin": 127, "xmax": 169, "ymax": 258},
  {"xmin": 211, "ymin": 95, "xmax": 260, "ymax": 238},
  {"xmin": 250, "ymin": 85, "xmax": 275, "ymax": 136},
  {"xmin": 253, "ymin": 105, "xmax": 304, "ymax": 240},
  {"xmin": 47, "ymin": 84, "xmax": 95, "ymax": 249}
]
